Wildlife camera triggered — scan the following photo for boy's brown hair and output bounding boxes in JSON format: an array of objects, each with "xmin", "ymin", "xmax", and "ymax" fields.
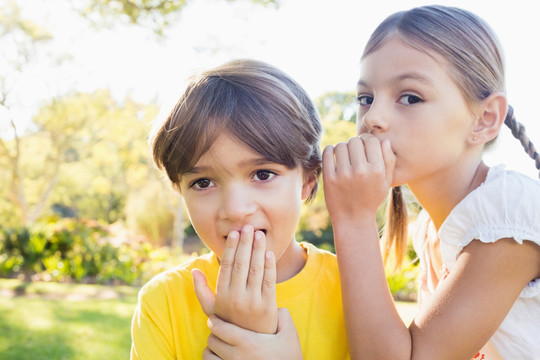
[{"xmin": 151, "ymin": 59, "xmax": 322, "ymax": 201}]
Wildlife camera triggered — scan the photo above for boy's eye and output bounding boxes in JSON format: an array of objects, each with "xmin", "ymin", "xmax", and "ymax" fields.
[
  {"xmin": 254, "ymin": 170, "xmax": 275, "ymax": 182},
  {"xmin": 356, "ymin": 95, "xmax": 373, "ymax": 106},
  {"xmin": 398, "ymin": 94, "xmax": 423, "ymax": 105},
  {"xmin": 191, "ymin": 178, "xmax": 213, "ymax": 189}
]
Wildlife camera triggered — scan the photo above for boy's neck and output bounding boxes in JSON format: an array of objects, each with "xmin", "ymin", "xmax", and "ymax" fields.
[{"xmin": 275, "ymin": 240, "xmax": 308, "ymax": 283}]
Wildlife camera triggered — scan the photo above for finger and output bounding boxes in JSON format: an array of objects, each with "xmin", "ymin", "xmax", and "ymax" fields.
[
  {"xmin": 261, "ymin": 250, "xmax": 276, "ymax": 302},
  {"xmin": 246, "ymin": 230, "xmax": 266, "ymax": 292},
  {"xmin": 276, "ymin": 308, "xmax": 297, "ymax": 333},
  {"xmin": 229, "ymin": 224, "xmax": 254, "ymax": 290},
  {"xmin": 206, "ymin": 333, "xmax": 232, "ymax": 360},
  {"xmin": 333, "ymin": 141, "xmax": 352, "ymax": 171},
  {"xmin": 382, "ymin": 139, "xmax": 396, "ymax": 185},
  {"xmin": 322, "ymin": 145, "xmax": 336, "ymax": 179},
  {"xmin": 347, "ymin": 136, "xmax": 368, "ymax": 166},
  {"xmin": 277, "ymin": 308, "xmax": 300, "ymax": 343},
  {"xmin": 216, "ymin": 231, "xmax": 240, "ymax": 292},
  {"xmin": 276, "ymin": 308, "xmax": 302, "ymax": 356},
  {"xmin": 192, "ymin": 268, "xmax": 216, "ymax": 316},
  {"xmin": 207, "ymin": 315, "xmax": 251, "ymax": 346},
  {"xmin": 202, "ymin": 347, "xmax": 222, "ymax": 360},
  {"xmin": 361, "ymin": 134, "xmax": 384, "ymax": 165}
]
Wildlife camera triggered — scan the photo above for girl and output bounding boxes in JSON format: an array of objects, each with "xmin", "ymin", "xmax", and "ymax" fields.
[{"xmin": 323, "ymin": 5, "xmax": 540, "ymax": 360}]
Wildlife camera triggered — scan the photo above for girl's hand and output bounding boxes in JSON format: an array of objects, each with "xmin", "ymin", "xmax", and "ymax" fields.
[
  {"xmin": 193, "ymin": 225, "xmax": 278, "ymax": 334},
  {"xmin": 203, "ymin": 308, "xmax": 303, "ymax": 360},
  {"xmin": 322, "ymin": 135, "xmax": 395, "ymax": 224}
]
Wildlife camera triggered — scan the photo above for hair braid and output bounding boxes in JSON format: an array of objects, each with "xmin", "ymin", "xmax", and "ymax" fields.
[
  {"xmin": 382, "ymin": 186, "xmax": 408, "ymax": 270},
  {"xmin": 504, "ymin": 105, "xmax": 540, "ymax": 179}
]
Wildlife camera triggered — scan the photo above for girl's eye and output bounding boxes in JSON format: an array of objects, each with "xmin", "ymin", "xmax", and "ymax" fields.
[
  {"xmin": 190, "ymin": 178, "xmax": 214, "ymax": 190},
  {"xmin": 398, "ymin": 94, "xmax": 423, "ymax": 105},
  {"xmin": 254, "ymin": 170, "xmax": 276, "ymax": 182},
  {"xmin": 356, "ymin": 95, "xmax": 373, "ymax": 106}
]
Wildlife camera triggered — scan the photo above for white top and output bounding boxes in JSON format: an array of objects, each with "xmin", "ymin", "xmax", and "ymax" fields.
[{"xmin": 438, "ymin": 165, "xmax": 540, "ymax": 359}]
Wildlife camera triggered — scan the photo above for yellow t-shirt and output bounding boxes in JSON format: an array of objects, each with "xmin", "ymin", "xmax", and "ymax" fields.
[{"xmin": 131, "ymin": 242, "xmax": 349, "ymax": 359}]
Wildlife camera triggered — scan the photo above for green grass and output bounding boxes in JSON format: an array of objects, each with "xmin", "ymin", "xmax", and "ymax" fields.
[
  {"xmin": 0, "ymin": 279, "xmax": 418, "ymax": 359},
  {"xmin": 0, "ymin": 279, "xmax": 139, "ymax": 360}
]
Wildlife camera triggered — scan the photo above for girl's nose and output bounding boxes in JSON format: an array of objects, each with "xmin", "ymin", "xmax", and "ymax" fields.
[
  {"xmin": 358, "ymin": 106, "xmax": 389, "ymax": 135},
  {"xmin": 218, "ymin": 184, "xmax": 257, "ymax": 221}
]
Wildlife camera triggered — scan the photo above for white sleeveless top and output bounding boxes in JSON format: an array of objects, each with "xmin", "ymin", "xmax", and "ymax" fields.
[{"xmin": 438, "ymin": 165, "xmax": 540, "ymax": 359}]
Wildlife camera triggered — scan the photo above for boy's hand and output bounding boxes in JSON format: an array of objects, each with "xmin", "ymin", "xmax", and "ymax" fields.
[
  {"xmin": 193, "ymin": 225, "xmax": 278, "ymax": 334},
  {"xmin": 203, "ymin": 308, "xmax": 303, "ymax": 360}
]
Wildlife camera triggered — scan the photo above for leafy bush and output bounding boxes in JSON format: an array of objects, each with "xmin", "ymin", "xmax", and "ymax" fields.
[{"xmin": 0, "ymin": 217, "xmax": 190, "ymax": 285}]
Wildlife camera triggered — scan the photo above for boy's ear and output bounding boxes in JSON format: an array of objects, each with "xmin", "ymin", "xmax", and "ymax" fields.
[
  {"xmin": 469, "ymin": 92, "xmax": 507, "ymax": 145},
  {"xmin": 301, "ymin": 172, "xmax": 316, "ymax": 200}
]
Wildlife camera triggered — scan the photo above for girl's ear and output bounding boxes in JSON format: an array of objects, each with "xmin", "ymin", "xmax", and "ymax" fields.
[
  {"xmin": 469, "ymin": 92, "xmax": 507, "ymax": 145},
  {"xmin": 301, "ymin": 173, "xmax": 316, "ymax": 201}
]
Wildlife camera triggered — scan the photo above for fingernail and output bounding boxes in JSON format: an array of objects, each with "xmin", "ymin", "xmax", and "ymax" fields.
[{"xmin": 207, "ymin": 317, "xmax": 214, "ymax": 330}]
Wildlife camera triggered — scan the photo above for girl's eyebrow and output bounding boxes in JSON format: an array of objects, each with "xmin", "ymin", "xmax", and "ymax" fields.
[{"xmin": 357, "ymin": 72, "xmax": 434, "ymax": 88}]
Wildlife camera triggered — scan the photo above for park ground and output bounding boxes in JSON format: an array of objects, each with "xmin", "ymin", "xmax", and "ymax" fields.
[{"xmin": 0, "ymin": 278, "xmax": 417, "ymax": 359}]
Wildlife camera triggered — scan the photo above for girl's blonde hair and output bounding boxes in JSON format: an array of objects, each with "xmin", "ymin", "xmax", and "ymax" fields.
[
  {"xmin": 151, "ymin": 59, "xmax": 322, "ymax": 202},
  {"xmin": 362, "ymin": 5, "xmax": 540, "ymax": 268}
]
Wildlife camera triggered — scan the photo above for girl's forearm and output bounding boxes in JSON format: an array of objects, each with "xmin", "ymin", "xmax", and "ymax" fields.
[{"xmin": 333, "ymin": 218, "xmax": 411, "ymax": 360}]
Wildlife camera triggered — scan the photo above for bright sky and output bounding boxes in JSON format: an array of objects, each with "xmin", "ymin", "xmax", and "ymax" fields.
[{"xmin": 9, "ymin": 0, "xmax": 540, "ymax": 179}]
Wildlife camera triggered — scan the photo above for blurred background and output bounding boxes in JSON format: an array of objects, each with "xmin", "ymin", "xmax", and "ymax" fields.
[{"xmin": 1, "ymin": 0, "xmax": 538, "ymax": 358}]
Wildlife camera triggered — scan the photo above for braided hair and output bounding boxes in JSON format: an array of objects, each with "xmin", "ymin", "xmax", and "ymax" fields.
[{"xmin": 504, "ymin": 105, "xmax": 540, "ymax": 178}]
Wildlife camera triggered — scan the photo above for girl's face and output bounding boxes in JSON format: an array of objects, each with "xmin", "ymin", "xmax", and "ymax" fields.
[
  {"xmin": 357, "ymin": 36, "xmax": 478, "ymax": 188},
  {"xmin": 178, "ymin": 133, "xmax": 313, "ymax": 277}
]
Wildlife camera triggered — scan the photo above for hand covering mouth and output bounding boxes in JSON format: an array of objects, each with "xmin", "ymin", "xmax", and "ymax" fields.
[{"xmin": 223, "ymin": 229, "xmax": 266, "ymax": 239}]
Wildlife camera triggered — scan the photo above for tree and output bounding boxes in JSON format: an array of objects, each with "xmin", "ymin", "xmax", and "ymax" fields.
[
  {"xmin": 297, "ymin": 91, "xmax": 357, "ymax": 245},
  {"xmin": 75, "ymin": 0, "xmax": 280, "ymax": 35},
  {"xmin": 47, "ymin": 90, "xmax": 160, "ymax": 221},
  {"xmin": 0, "ymin": 1, "xmax": 54, "ymax": 226}
]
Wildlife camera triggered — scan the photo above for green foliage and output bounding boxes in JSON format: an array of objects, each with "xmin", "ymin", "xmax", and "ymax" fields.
[
  {"xmin": 0, "ymin": 89, "xmax": 161, "ymax": 227},
  {"xmin": 125, "ymin": 181, "xmax": 177, "ymax": 247},
  {"xmin": 0, "ymin": 85, "xmax": 420, "ymax": 297},
  {"xmin": 386, "ymin": 260, "xmax": 419, "ymax": 302},
  {"xmin": 76, "ymin": 0, "xmax": 280, "ymax": 35},
  {"xmin": 0, "ymin": 217, "xmax": 190, "ymax": 285},
  {"xmin": 315, "ymin": 91, "xmax": 358, "ymax": 123}
]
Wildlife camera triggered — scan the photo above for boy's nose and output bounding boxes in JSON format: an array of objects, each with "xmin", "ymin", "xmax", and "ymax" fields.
[{"xmin": 218, "ymin": 185, "xmax": 257, "ymax": 221}]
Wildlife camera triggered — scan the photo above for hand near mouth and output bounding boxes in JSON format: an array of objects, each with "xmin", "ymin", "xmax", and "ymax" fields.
[
  {"xmin": 193, "ymin": 224, "xmax": 278, "ymax": 334},
  {"xmin": 322, "ymin": 134, "xmax": 395, "ymax": 224}
]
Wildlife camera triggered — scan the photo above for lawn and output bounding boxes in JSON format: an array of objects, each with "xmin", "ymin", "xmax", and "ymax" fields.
[
  {"xmin": 0, "ymin": 278, "xmax": 417, "ymax": 359},
  {"xmin": 0, "ymin": 279, "xmax": 139, "ymax": 360}
]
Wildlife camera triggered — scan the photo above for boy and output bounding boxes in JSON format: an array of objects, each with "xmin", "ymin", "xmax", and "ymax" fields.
[{"xmin": 130, "ymin": 59, "xmax": 349, "ymax": 359}]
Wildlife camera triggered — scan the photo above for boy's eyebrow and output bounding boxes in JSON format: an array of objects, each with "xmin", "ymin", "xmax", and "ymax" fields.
[
  {"xmin": 357, "ymin": 72, "xmax": 434, "ymax": 88},
  {"xmin": 184, "ymin": 157, "xmax": 276, "ymax": 176}
]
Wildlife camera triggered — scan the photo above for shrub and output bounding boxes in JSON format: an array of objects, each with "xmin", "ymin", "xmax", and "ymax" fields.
[{"xmin": 0, "ymin": 217, "xmax": 191, "ymax": 285}]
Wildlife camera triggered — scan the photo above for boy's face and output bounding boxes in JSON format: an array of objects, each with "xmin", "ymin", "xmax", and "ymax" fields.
[{"xmin": 179, "ymin": 133, "xmax": 314, "ymax": 275}]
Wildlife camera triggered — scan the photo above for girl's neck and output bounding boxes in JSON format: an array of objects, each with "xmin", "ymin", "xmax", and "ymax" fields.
[{"xmin": 410, "ymin": 161, "xmax": 489, "ymax": 230}]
